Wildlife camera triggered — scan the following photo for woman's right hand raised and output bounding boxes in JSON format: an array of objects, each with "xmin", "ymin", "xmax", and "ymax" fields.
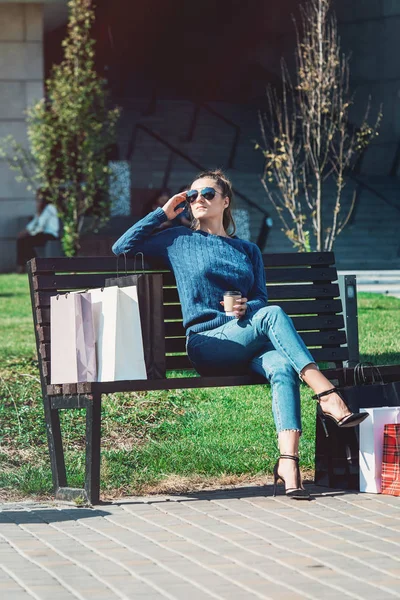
[{"xmin": 161, "ymin": 192, "xmax": 187, "ymax": 221}]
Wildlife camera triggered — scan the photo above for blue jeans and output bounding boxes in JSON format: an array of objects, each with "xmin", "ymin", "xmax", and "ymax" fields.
[{"xmin": 186, "ymin": 306, "xmax": 316, "ymax": 433}]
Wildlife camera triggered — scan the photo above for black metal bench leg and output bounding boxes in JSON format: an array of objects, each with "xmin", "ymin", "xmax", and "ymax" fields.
[
  {"xmin": 43, "ymin": 395, "xmax": 67, "ymax": 490},
  {"xmin": 85, "ymin": 393, "xmax": 102, "ymax": 504}
]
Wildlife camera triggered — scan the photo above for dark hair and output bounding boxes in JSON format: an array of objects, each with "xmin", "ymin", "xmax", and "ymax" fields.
[
  {"xmin": 36, "ymin": 188, "xmax": 52, "ymax": 206},
  {"xmin": 155, "ymin": 187, "xmax": 171, "ymax": 199},
  {"xmin": 142, "ymin": 187, "xmax": 172, "ymax": 217},
  {"xmin": 189, "ymin": 169, "xmax": 236, "ymax": 236}
]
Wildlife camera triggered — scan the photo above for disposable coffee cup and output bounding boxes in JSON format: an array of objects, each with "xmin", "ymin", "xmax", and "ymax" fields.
[{"xmin": 223, "ymin": 291, "xmax": 241, "ymax": 316}]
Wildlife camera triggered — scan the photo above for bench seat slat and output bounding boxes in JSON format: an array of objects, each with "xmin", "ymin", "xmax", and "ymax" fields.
[
  {"xmin": 44, "ymin": 364, "xmax": 400, "ymax": 397},
  {"xmin": 48, "ymin": 363, "xmax": 352, "ymax": 396}
]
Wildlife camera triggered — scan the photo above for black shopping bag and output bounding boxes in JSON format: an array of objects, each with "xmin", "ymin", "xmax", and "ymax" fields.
[
  {"xmin": 315, "ymin": 364, "xmax": 400, "ymax": 490},
  {"xmin": 105, "ymin": 253, "xmax": 166, "ymax": 379}
]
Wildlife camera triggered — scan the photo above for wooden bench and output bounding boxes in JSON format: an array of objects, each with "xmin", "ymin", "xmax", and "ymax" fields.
[{"xmin": 27, "ymin": 252, "xmax": 398, "ymax": 505}]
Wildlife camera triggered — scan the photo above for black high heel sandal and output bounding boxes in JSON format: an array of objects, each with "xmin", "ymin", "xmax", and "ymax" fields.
[
  {"xmin": 273, "ymin": 455, "xmax": 310, "ymax": 500},
  {"xmin": 313, "ymin": 387, "xmax": 369, "ymax": 437}
]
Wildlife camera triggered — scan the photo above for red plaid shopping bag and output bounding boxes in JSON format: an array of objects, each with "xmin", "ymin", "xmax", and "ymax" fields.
[{"xmin": 381, "ymin": 424, "xmax": 400, "ymax": 496}]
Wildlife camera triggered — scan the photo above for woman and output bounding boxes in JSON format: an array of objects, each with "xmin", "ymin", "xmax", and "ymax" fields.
[
  {"xmin": 112, "ymin": 169, "xmax": 367, "ymax": 499},
  {"xmin": 16, "ymin": 189, "xmax": 59, "ymax": 273}
]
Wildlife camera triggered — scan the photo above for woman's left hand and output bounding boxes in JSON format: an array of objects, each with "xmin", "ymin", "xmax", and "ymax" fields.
[
  {"xmin": 220, "ymin": 297, "xmax": 248, "ymax": 318},
  {"xmin": 234, "ymin": 297, "xmax": 248, "ymax": 318}
]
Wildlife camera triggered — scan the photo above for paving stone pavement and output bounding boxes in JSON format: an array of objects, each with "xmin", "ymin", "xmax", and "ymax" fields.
[{"xmin": 1, "ymin": 484, "xmax": 400, "ymax": 599}]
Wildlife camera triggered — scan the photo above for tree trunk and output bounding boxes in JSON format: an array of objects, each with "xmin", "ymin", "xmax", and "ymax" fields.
[{"xmin": 316, "ymin": 175, "xmax": 322, "ymax": 251}]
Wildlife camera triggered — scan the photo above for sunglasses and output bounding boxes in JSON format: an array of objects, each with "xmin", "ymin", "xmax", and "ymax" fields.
[{"xmin": 186, "ymin": 187, "xmax": 221, "ymax": 204}]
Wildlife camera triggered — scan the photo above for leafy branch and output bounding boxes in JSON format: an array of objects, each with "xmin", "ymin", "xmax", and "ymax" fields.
[{"xmin": 0, "ymin": 0, "xmax": 120, "ymax": 256}]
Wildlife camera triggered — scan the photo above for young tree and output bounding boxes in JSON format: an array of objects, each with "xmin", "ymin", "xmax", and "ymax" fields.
[
  {"xmin": 0, "ymin": 0, "xmax": 120, "ymax": 256},
  {"xmin": 258, "ymin": 0, "xmax": 382, "ymax": 252}
]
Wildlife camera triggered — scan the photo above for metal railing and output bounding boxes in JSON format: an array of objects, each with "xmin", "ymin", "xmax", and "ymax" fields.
[
  {"xmin": 348, "ymin": 173, "xmax": 400, "ymax": 214},
  {"xmin": 126, "ymin": 123, "xmax": 270, "ymax": 217},
  {"xmin": 184, "ymin": 102, "xmax": 241, "ymax": 169},
  {"xmin": 126, "ymin": 122, "xmax": 272, "ymax": 249}
]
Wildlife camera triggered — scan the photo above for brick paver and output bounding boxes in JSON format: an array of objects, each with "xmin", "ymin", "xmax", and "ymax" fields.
[{"xmin": 1, "ymin": 485, "xmax": 400, "ymax": 599}]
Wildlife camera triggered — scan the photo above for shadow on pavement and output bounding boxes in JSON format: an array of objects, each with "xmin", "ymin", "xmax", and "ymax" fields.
[
  {"xmin": 0, "ymin": 507, "xmax": 111, "ymax": 524},
  {"xmin": 112, "ymin": 483, "xmax": 358, "ymax": 505}
]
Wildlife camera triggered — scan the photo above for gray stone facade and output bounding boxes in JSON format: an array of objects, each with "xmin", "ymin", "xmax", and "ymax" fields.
[
  {"xmin": 0, "ymin": 2, "xmax": 45, "ymax": 272},
  {"xmin": 336, "ymin": 0, "xmax": 400, "ymax": 177}
]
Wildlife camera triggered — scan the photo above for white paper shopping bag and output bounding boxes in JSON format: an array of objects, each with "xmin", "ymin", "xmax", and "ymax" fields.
[
  {"xmin": 359, "ymin": 406, "xmax": 400, "ymax": 493},
  {"xmin": 89, "ymin": 286, "xmax": 147, "ymax": 382},
  {"xmin": 50, "ymin": 292, "xmax": 97, "ymax": 384}
]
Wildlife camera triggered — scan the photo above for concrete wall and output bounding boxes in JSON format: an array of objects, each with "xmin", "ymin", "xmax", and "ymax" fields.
[
  {"xmin": 0, "ymin": 2, "xmax": 44, "ymax": 272},
  {"xmin": 335, "ymin": 0, "xmax": 400, "ymax": 177}
]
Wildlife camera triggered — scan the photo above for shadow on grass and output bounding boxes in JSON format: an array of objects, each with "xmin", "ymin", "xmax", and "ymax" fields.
[
  {"xmin": 0, "ymin": 293, "xmax": 24, "ymax": 298},
  {"xmin": 360, "ymin": 306, "xmax": 398, "ymax": 310},
  {"xmin": 359, "ymin": 353, "xmax": 400, "ymax": 365}
]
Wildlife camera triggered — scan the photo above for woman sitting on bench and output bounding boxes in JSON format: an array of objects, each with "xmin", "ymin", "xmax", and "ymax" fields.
[
  {"xmin": 113, "ymin": 169, "xmax": 367, "ymax": 500},
  {"xmin": 16, "ymin": 189, "xmax": 59, "ymax": 273}
]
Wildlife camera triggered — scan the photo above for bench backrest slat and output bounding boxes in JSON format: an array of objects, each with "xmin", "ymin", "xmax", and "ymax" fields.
[
  {"xmin": 29, "ymin": 252, "xmax": 348, "ymax": 388},
  {"xmin": 262, "ymin": 252, "xmax": 335, "ymax": 267},
  {"xmin": 35, "ymin": 298, "xmax": 344, "ymax": 326},
  {"xmin": 163, "ymin": 283, "xmax": 340, "ymax": 304},
  {"xmin": 33, "ymin": 266, "xmax": 338, "ymax": 290},
  {"xmin": 37, "ymin": 313, "xmax": 345, "ymax": 344},
  {"xmin": 163, "ymin": 315, "xmax": 345, "ymax": 337},
  {"xmin": 166, "ymin": 330, "xmax": 346, "ymax": 353},
  {"xmin": 166, "ymin": 347, "xmax": 349, "ymax": 371},
  {"xmin": 29, "ymin": 251, "xmax": 335, "ymax": 273}
]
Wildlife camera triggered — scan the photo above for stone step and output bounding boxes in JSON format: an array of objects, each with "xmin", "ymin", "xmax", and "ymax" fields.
[{"xmin": 113, "ymin": 96, "xmax": 400, "ymax": 269}]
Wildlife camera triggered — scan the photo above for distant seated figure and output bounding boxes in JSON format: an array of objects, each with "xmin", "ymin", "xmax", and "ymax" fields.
[
  {"xmin": 16, "ymin": 189, "xmax": 60, "ymax": 273},
  {"xmin": 142, "ymin": 187, "xmax": 190, "ymax": 230},
  {"xmin": 142, "ymin": 188, "xmax": 171, "ymax": 216},
  {"xmin": 142, "ymin": 188, "xmax": 172, "ymax": 231}
]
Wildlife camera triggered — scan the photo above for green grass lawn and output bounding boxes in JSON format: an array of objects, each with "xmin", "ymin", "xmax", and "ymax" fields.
[{"xmin": 0, "ymin": 274, "xmax": 399, "ymax": 500}]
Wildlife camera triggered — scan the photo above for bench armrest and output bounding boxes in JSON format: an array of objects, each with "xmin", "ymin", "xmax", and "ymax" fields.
[{"xmin": 338, "ymin": 274, "xmax": 360, "ymax": 368}]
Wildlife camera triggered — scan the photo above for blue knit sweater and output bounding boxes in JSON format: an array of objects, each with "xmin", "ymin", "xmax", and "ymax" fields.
[{"xmin": 112, "ymin": 208, "xmax": 268, "ymax": 334}]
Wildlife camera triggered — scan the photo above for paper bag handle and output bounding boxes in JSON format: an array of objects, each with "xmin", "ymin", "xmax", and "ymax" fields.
[
  {"xmin": 354, "ymin": 362, "xmax": 383, "ymax": 386},
  {"xmin": 134, "ymin": 252, "xmax": 145, "ymax": 273},
  {"xmin": 116, "ymin": 253, "xmax": 128, "ymax": 278},
  {"xmin": 116, "ymin": 252, "xmax": 145, "ymax": 277}
]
